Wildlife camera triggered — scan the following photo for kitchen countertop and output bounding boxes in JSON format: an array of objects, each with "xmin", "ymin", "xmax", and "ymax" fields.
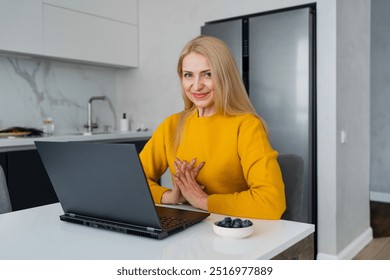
[{"xmin": 0, "ymin": 131, "xmax": 152, "ymax": 152}]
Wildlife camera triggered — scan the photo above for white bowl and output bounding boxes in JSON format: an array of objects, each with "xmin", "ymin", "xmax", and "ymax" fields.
[{"xmin": 212, "ymin": 222, "xmax": 254, "ymax": 239}]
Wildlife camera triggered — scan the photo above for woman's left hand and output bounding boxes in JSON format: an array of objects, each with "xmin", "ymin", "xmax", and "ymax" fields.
[{"xmin": 173, "ymin": 158, "xmax": 208, "ymax": 210}]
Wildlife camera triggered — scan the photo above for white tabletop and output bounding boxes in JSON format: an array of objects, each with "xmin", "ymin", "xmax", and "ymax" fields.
[{"xmin": 0, "ymin": 203, "xmax": 314, "ymax": 260}]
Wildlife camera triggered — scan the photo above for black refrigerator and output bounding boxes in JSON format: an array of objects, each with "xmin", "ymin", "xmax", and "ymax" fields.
[{"xmin": 201, "ymin": 5, "xmax": 316, "ymax": 224}]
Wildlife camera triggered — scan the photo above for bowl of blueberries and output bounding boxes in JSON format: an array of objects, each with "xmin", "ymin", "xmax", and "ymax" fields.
[{"xmin": 213, "ymin": 217, "xmax": 254, "ymax": 239}]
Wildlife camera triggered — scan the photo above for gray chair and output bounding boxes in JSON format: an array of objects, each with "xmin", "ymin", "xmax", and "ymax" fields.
[
  {"xmin": 278, "ymin": 154, "xmax": 305, "ymax": 223},
  {"xmin": 0, "ymin": 165, "xmax": 12, "ymax": 214}
]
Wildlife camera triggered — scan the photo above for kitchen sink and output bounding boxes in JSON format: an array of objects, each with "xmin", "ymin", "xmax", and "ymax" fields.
[{"xmin": 81, "ymin": 131, "xmax": 112, "ymax": 136}]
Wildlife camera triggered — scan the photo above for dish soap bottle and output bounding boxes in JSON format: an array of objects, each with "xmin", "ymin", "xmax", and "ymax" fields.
[
  {"xmin": 120, "ymin": 113, "xmax": 129, "ymax": 132},
  {"xmin": 43, "ymin": 117, "xmax": 55, "ymax": 135}
]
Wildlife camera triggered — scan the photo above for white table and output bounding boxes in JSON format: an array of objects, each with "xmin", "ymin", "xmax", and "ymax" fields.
[{"xmin": 0, "ymin": 203, "xmax": 314, "ymax": 260}]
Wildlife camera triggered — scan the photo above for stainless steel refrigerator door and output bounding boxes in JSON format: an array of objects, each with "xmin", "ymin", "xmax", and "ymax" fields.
[
  {"xmin": 249, "ymin": 8, "xmax": 313, "ymax": 223},
  {"xmin": 201, "ymin": 19, "xmax": 243, "ymax": 77}
]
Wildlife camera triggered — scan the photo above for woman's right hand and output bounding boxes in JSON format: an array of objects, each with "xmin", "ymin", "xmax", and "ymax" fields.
[
  {"xmin": 161, "ymin": 184, "xmax": 187, "ymax": 204},
  {"xmin": 161, "ymin": 158, "xmax": 204, "ymax": 205}
]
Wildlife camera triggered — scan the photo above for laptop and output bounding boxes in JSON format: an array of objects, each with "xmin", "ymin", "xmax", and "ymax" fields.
[{"xmin": 35, "ymin": 141, "xmax": 210, "ymax": 239}]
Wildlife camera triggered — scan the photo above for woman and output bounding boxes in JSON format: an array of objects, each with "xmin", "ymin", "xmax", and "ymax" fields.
[{"xmin": 139, "ymin": 35, "xmax": 286, "ymax": 219}]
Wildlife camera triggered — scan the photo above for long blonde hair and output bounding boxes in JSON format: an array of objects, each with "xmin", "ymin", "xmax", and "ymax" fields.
[{"xmin": 174, "ymin": 35, "xmax": 267, "ymax": 150}]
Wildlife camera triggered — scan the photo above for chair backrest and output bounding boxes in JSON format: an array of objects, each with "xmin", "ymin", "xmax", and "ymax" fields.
[
  {"xmin": 278, "ymin": 154, "xmax": 304, "ymax": 222},
  {"xmin": 0, "ymin": 165, "xmax": 12, "ymax": 214}
]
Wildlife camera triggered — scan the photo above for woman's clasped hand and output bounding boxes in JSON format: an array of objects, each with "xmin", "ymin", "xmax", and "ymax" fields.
[{"xmin": 172, "ymin": 158, "xmax": 207, "ymax": 209}]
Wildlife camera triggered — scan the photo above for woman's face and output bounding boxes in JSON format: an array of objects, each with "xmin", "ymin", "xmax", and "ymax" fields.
[{"xmin": 181, "ymin": 52, "xmax": 216, "ymax": 117}]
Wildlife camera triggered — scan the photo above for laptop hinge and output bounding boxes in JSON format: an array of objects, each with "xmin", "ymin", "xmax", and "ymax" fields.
[{"xmin": 65, "ymin": 213, "xmax": 162, "ymax": 233}]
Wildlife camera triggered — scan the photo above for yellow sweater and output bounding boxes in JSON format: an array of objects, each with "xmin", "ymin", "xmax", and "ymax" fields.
[{"xmin": 139, "ymin": 111, "xmax": 286, "ymax": 219}]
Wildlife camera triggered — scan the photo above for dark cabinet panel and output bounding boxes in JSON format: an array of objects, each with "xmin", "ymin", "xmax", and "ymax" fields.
[
  {"xmin": 7, "ymin": 149, "xmax": 58, "ymax": 211},
  {"xmin": 0, "ymin": 153, "xmax": 6, "ymax": 173}
]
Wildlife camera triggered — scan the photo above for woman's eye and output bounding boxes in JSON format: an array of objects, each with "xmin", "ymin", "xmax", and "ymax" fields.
[
  {"xmin": 183, "ymin": 72, "xmax": 192, "ymax": 78},
  {"xmin": 203, "ymin": 72, "xmax": 212, "ymax": 78}
]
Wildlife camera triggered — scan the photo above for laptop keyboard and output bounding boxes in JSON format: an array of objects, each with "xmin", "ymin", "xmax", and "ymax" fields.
[{"xmin": 160, "ymin": 216, "xmax": 188, "ymax": 230}]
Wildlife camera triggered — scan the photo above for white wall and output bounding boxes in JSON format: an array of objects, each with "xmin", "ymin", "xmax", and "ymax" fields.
[
  {"xmin": 334, "ymin": 0, "xmax": 371, "ymax": 258},
  {"xmin": 116, "ymin": 0, "xmax": 372, "ymax": 259}
]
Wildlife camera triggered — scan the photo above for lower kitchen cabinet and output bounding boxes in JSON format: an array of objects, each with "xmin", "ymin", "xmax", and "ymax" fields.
[
  {"xmin": 0, "ymin": 153, "xmax": 6, "ymax": 173},
  {"xmin": 7, "ymin": 149, "xmax": 58, "ymax": 211},
  {"xmin": 2, "ymin": 139, "xmax": 148, "ymax": 211}
]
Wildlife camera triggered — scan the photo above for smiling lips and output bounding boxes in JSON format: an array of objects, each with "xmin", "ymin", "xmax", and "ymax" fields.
[{"xmin": 192, "ymin": 92, "xmax": 209, "ymax": 99}]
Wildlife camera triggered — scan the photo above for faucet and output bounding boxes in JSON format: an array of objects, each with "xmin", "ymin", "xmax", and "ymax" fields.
[{"xmin": 86, "ymin": 96, "xmax": 106, "ymax": 133}]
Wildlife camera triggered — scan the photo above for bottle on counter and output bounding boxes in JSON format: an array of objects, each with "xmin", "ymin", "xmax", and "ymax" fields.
[
  {"xmin": 120, "ymin": 113, "xmax": 129, "ymax": 132},
  {"xmin": 43, "ymin": 117, "xmax": 55, "ymax": 135}
]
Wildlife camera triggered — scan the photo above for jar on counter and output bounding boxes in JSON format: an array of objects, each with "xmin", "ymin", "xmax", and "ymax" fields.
[{"xmin": 43, "ymin": 117, "xmax": 55, "ymax": 135}]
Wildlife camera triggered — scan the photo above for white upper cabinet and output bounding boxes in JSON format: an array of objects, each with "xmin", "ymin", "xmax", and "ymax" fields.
[
  {"xmin": 42, "ymin": 0, "xmax": 137, "ymax": 25},
  {"xmin": 43, "ymin": 0, "xmax": 138, "ymax": 67},
  {"xmin": 1, "ymin": 0, "xmax": 138, "ymax": 67},
  {"xmin": 43, "ymin": 4, "xmax": 138, "ymax": 67},
  {"xmin": 0, "ymin": 0, "xmax": 43, "ymax": 55}
]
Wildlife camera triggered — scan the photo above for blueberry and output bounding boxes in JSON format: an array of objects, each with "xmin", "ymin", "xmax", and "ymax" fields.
[
  {"xmin": 222, "ymin": 217, "xmax": 232, "ymax": 224},
  {"xmin": 242, "ymin": 220, "xmax": 253, "ymax": 227},
  {"xmin": 223, "ymin": 222, "xmax": 232, "ymax": 228},
  {"xmin": 216, "ymin": 221, "xmax": 224, "ymax": 227},
  {"xmin": 232, "ymin": 219, "xmax": 243, "ymax": 228}
]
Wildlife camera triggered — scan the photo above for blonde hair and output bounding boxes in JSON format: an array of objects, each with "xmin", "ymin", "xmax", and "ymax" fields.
[{"xmin": 174, "ymin": 35, "xmax": 267, "ymax": 150}]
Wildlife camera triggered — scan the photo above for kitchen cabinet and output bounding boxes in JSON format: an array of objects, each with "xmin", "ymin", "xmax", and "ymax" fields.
[
  {"xmin": 0, "ymin": 153, "xmax": 6, "ymax": 176},
  {"xmin": 43, "ymin": 1, "xmax": 138, "ymax": 67},
  {"xmin": 0, "ymin": 0, "xmax": 43, "ymax": 55},
  {"xmin": 42, "ymin": 0, "xmax": 138, "ymax": 25},
  {"xmin": 2, "ymin": 139, "xmax": 147, "ymax": 211},
  {"xmin": 7, "ymin": 149, "xmax": 58, "ymax": 211},
  {"xmin": 0, "ymin": 0, "xmax": 138, "ymax": 67}
]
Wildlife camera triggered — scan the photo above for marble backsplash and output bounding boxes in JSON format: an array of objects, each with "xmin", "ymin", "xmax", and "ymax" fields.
[{"xmin": 0, "ymin": 54, "xmax": 118, "ymax": 134}]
